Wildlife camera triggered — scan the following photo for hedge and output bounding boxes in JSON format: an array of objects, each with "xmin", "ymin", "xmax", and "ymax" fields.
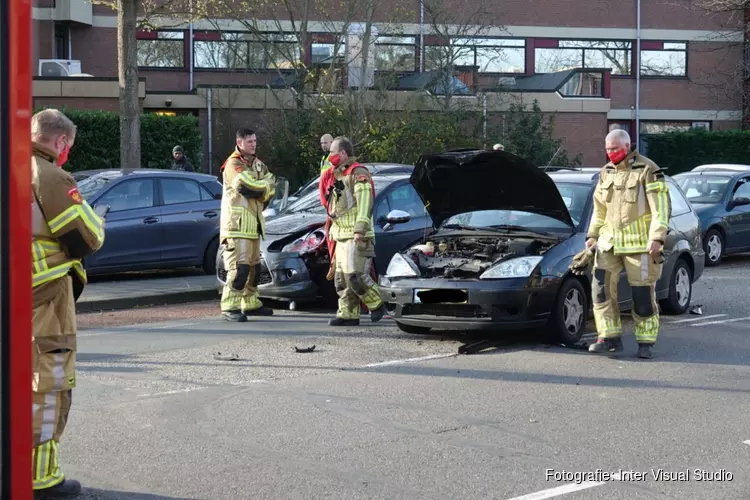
[
  {"xmin": 33, "ymin": 107, "xmax": 203, "ymax": 173},
  {"xmin": 644, "ymin": 129, "xmax": 750, "ymax": 175}
]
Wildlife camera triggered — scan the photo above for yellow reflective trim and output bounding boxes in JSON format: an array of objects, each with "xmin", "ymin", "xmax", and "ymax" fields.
[
  {"xmin": 235, "ymin": 171, "xmax": 267, "ymax": 191},
  {"xmin": 645, "ymin": 181, "xmax": 667, "ymax": 193},
  {"xmin": 47, "ymin": 205, "xmax": 80, "ymax": 233},
  {"xmin": 80, "ymin": 201, "xmax": 105, "ymax": 243}
]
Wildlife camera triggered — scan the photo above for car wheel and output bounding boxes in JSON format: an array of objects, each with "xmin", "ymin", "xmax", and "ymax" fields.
[
  {"xmin": 396, "ymin": 321, "xmax": 432, "ymax": 335},
  {"xmin": 548, "ymin": 278, "xmax": 587, "ymax": 345},
  {"xmin": 659, "ymin": 257, "xmax": 692, "ymax": 315},
  {"xmin": 203, "ymin": 237, "xmax": 220, "ymax": 275},
  {"xmin": 703, "ymin": 228, "xmax": 724, "ymax": 266}
]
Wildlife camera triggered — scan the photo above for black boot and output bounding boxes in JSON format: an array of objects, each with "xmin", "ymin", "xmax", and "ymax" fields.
[
  {"xmin": 637, "ymin": 343, "xmax": 653, "ymax": 359},
  {"xmin": 244, "ymin": 307, "xmax": 274, "ymax": 317},
  {"xmin": 222, "ymin": 310, "xmax": 247, "ymax": 322},
  {"xmin": 370, "ymin": 304, "xmax": 386, "ymax": 323},
  {"xmin": 34, "ymin": 479, "xmax": 82, "ymax": 499},
  {"xmin": 588, "ymin": 337, "xmax": 624, "ymax": 353},
  {"xmin": 329, "ymin": 317, "xmax": 360, "ymax": 326}
]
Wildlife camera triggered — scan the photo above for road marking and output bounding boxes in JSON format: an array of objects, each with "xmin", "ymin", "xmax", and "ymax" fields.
[
  {"xmin": 361, "ymin": 353, "xmax": 456, "ymax": 368},
  {"xmin": 691, "ymin": 315, "xmax": 750, "ymax": 327},
  {"xmin": 505, "ymin": 481, "xmax": 605, "ymax": 500},
  {"xmin": 137, "ymin": 387, "xmax": 207, "ymax": 398},
  {"xmin": 78, "ymin": 321, "xmax": 205, "ymax": 337},
  {"xmin": 743, "ymin": 440, "xmax": 750, "ymax": 446},
  {"xmin": 667, "ymin": 314, "xmax": 727, "ymax": 324}
]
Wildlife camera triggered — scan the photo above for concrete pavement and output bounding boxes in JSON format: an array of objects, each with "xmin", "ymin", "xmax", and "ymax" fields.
[{"xmin": 63, "ymin": 255, "xmax": 750, "ymax": 500}]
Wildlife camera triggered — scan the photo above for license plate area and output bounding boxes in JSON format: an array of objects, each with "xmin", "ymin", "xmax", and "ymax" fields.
[{"xmin": 414, "ymin": 289, "xmax": 469, "ymax": 304}]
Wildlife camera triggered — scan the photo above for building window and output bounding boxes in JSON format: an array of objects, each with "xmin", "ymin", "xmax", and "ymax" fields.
[
  {"xmin": 558, "ymin": 71, "xmax": 604, "ymax": 97},
  {"xmin": 425, "ymin": 37, "xmax": 526, "ymax": 73},
  {"xmin": 54, "ymin": 23, "xmax": 69, "ymax": 59},
  {"xmin": 535, "ymin": 40, "xmax": 632, "ymax": 75},
  {"xmin": 193, "ymin": 33, "xmax": 301, "ymax": 70},
  {"xmin": 137, "ymin": 31, "xmax": 185, "ymax": 68},
  {"xmin": 311, "ymin": 37, "xmax": 345, "ymax": 65},
  {"xmin": 640, "ymin": 121, "xmax": 692, "ymax": 134},
  {"xmin": 640, "ymin": 42, "xmax": 687, "ymax": 77},
  {"xmin": 375, "ymin": 36, "xmax": 416, "ymax": 72}
]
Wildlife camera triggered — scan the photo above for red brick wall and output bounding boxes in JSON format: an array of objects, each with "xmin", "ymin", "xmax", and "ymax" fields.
[
  {"xmin": 550, "ymin": 113, "xmax": 608, "ymax": 166},
  {"xmin": 33, "ymin": 21, "xmax": 54, "ymax": 76},
  {"xmin": 33, "ymin": 97, "xmax": 122, "ymax": 112}
]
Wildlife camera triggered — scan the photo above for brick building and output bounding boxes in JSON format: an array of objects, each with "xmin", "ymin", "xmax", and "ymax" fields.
[{"xmin": 32, "ymin": 0, "xmax": 747, "ymax": 170}]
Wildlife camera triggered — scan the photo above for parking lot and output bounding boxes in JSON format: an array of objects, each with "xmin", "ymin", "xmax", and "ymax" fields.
[{"xmin": 65, "ymin": 254, "xmax": 750, "ymax": 500}]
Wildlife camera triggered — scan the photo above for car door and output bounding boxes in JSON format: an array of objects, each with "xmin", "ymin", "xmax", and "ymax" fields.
[
  {"xmin": 157, "ymin": 177, "xmax": 220, "ymax": 264},
  {"xmin": 373, "ymin": 181, "xmax": 431, "ymax": 273},
  {"xmin": 725, "ymin": 176, "xmax": 750, "ymax": 250},
  {"xmin": 85, "ymin": 177, "xmax": 162, "ymax": 270}
]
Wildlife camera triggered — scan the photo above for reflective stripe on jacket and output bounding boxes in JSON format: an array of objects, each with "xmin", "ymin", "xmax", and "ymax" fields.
[{"xmin": 329, "ymin": 161, "xmax": 375, "ymax": 241}]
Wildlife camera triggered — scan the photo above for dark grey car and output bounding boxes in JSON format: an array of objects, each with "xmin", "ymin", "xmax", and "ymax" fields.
[
  {"xmin": 379, "ymin": 149, "xmax": 705, "ymax": 344},
  {"xmin": 76, "ymin": 169, "xmax": 224, "ymax": 276}
]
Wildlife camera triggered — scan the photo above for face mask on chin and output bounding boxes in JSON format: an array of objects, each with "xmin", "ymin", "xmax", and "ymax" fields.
[{"xmin": 57, "ymin": 145, "xmax": 71, "ymax": 168}]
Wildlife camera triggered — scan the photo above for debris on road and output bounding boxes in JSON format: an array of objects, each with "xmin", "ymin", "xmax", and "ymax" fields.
[
  {"xmin": 213, "ymin": 352, "xmax": 241, "ymax": 361},
  {"xmin": 689, "ymin": 304, "xmax": 703, "ymax": 315},
  {"xmin": 293, "ymin": 345, "xmax": 316, "ymax": 353}
]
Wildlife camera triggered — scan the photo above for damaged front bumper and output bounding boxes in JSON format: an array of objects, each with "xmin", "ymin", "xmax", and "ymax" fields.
[{"xmin": 380, "ymin": 276, "xmax": 562, "ymax": 331}]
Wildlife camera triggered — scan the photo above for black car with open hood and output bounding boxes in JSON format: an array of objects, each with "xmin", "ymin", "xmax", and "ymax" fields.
[{"xmin": 410, "ymin": 148, "xmax": 575, "ymax": 229}]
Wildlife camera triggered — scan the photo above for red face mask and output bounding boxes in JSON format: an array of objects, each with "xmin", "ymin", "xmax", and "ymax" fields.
[
  {"xmin": 57, "ymin": 145, "xmax": 70, "ymax": 167},
  {"xmin": 328, "ymin": 153, "xmax": 341, "ymax": 167},
  {"xmin": 606, "ymin": 148, "xmax": 627, "ymax": 165}
]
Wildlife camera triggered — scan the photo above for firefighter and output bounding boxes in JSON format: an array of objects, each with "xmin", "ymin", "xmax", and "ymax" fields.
[
  {"xmin": 219, "ymin": 128, "xmax": 276, "ymax": 322},
  {"xmin": 30, "ymin": 109, "xmax": 106, "ymax": 498},
  {"xmin": 320, "ymin": 133, "xmax": 334, "ymax": 173},
  {"xmin": 326, "ymin": 136, "xmax": 386, "ymax": 326},
  {"xmin": 585, "ymin": 129, "xmax": 671, "ymax": 359}
]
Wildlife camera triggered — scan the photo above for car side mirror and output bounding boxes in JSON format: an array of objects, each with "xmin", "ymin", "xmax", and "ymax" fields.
[
  {"xmin": 214, "ymin": 193, "xmax": 222, "ymax": 200},
  {"xmin": 263, "ymin": 208, "xmax": 278, "ymax": 218},
  {"xmin": 94, "ymin": 204, "xmax": 110, "ymax": 217},
  {"xmin": 729, "ymin": 197, "xmax": 750, "ymax": 209},
  {"xmin": 382, "ymin": 209, "xmax": 411, "ymax": 231}
]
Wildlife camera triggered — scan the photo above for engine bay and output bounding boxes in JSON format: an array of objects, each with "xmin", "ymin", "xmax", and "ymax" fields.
[{"xmin": 406, "ymin": 235, "xmax": 557, "ymax": 279}]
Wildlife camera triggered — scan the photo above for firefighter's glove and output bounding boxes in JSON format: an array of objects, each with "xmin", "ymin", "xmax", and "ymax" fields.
[{"xmin": 569, "ymin": 248, "xmax": 595, "ymax": 275}]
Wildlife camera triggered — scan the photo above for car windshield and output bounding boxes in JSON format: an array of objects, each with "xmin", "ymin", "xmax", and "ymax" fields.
[
  {"xmin": 552, "ymin": 181, "xmax": 592, "ymax": 227},
  {"xmin": 77, "ymin": 172, "xmax": 122, "ymax": 200},
  {"xmin": 282, "ymin": 177, "xmax": 395, "ymax": 214},
  {"xmin": 674, "ymin": 175, "xmax": 731, "ymax": 203},
  {"xmin": 442, "ymin": 209, "xmax": 573, "ymax": 234}
]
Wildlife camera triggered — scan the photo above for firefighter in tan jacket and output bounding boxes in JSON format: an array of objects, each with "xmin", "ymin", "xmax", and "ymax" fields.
[
  {"xmin": 219, "ymin": 128, "xmax": 276, "ymax": 322},
  {"xmin": 585, "ymin": 129, "xmax": 671, "ymax": 359},
  {"xmin": 31, "ymin": 109, "xmax": 106, "ymax": 498}
]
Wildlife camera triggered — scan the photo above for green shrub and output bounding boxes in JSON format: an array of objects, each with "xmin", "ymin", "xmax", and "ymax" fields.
[
  {"xmin": 33, "ymin": 107, "xmax": 203, "ymax": 173},
  {"xmin": 644, "ymin": 129, "xmax": 750, "ymax": 175}
]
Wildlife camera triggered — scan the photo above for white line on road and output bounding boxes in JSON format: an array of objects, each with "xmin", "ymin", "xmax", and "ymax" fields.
[
  {"xmin": 743, "ymin": 440, "xmax": 750, "ymax": 446},
  {"xmin": 361, "ymin": 353, "xmax": 456, "ymax": 368},
  {"xmin": 667, "ymin": 314, "xmax": 727, "ymax": 324},
  {"xmin": 691, "ymin": 316, "xmax": 750, "ymax": 327},
  {"xmin": 78, "ymin": 321, "xmax": 205, "ymax": 337},
  {"xmin": 505, "ymin": 481, "xmax": 605, "ymax": 500}
]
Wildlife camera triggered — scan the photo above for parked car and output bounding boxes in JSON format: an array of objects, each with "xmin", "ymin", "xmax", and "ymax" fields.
[
  {"xmin": 673, "ymin": 165, "xmax": 750, "ymax": 266},
  {"xmin": 268, "ymin": 162, "xmax": 415, "ymax": 214},
  {"xmin": 379, "ymin": 149, "xmax": 705, "ymax": 344},
  {"xmin": 216, "ymin": 171, "xmax": 431, "ymax": 305},
  {"xmin": 76, "ymin": 169, "xmax": 224, "ymax": 276}
]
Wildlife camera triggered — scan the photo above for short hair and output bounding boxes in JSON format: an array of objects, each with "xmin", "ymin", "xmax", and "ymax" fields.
[
  {"xmin": 606, "ymin": 129, "xmax": 630, "ymax": 146},
  {"xmin": 493, "ymin": 143, "xmax": 504, "ymax": 151},
  {"xmin": 31, "ymin": 109, "xmax": 77, "ymax": 142},
  {"xmin": 332, "ymin": 136, "xmax": 354, "ymax": 156},
  {"xmin": 321, "ymin": 133, "xmax": 333, "ymax": 142},
  {"xmin": 236, "ymin": 128, "xmax": 255, "ymax": 139}
]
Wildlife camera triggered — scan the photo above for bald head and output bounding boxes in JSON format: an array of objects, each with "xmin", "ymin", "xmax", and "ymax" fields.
[
  {"xmin": 31, "ymin": 108, "xmax": 77, "ymax": 156},
  {"xmin": 320, "ymin": 133, "xmax": 333, "ymax": 153},
  {"xmin": 493, "ymin": 143, "xmax": 504, "ymax": 151}
]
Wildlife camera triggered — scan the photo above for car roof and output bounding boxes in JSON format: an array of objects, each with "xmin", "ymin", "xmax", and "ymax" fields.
[
  {"xmin": 675, "ymin": 170, "xmax": 744, "ymax": 178},
  {"xmin": 692, "ymin": 164, "xmax": 750, "ymax": 173},
  {"xmin": 77, "ymin": 168, "xmax": 219, "ymax": 182}
]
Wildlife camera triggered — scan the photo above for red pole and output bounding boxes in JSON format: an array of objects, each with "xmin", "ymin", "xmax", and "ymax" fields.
[{"xmin": 8, "ymin": 0, "xmax": 33, "ymax": 497}]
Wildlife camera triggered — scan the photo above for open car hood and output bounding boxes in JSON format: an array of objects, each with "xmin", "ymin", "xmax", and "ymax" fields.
[{"xmin": 411, "ymin": 149, "xmax": 575, "ymax": 228}]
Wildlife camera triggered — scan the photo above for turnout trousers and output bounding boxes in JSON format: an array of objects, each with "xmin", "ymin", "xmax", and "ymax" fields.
[
  {"xmin": 221, "ymin": 237, "xmax": 264, "ymax": 312},
  {"xmin": 32, "ymin": 276, "xmax": 76, "ymax": 491},
  {"xmin": 592, "ymin": 249, "xmax": 663, "ymax": 344},
  {"xmin": 333, "ymin": 238, "xmax": 383, "ymax": 319}
]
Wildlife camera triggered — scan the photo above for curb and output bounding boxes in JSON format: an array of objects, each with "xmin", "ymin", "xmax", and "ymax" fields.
[{"xmin": 76, "ymin": 288, "xmax": 219, "ymax": 313}]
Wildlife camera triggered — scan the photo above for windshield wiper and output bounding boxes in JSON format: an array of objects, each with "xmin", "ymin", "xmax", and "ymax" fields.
[
  {"xmin": 487, "ymin": 225, "xmax": 551, "ymax": 236},
  {"xmin": 441, "ymin": 223, "xmax": 478, "ymax": 231}
]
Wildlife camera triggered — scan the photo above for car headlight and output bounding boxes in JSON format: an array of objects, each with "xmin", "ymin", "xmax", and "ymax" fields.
[
  {"xmin": 385, "ymin": 253, "xmax": 420, "ymax": 278},
  {"xmin": 282, "ymin": 228, "xmax": 326, "ymax": 255},
  {"xmin": 479, "ymin": 256, "xmax": 543, "ymax": 279}
]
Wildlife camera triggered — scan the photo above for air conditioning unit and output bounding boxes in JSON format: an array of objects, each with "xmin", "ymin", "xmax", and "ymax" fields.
[{"xmin": 38, "ymin": 59, "xmax": 82, "ymax": 77}]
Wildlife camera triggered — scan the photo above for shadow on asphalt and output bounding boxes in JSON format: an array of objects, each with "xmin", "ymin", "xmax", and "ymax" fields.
[{"xmin": 83, "ymin": 488, "xmax": 196, "ymax": 500}]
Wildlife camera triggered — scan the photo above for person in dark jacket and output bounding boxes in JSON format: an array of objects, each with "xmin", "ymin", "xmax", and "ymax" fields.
[{"xmin": 171, "ymin": 145, "xmax": 195, "ymax": 171}]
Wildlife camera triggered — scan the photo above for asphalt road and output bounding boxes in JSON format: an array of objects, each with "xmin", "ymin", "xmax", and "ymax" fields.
[{"xmin": 65, "ymin": 255, "xmax": 750, "ymax": 500}]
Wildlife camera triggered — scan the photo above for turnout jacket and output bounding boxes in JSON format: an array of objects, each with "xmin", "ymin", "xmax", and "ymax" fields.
[
  {"xmin": 587, "ymin": 150, "xmax": 671, "ymax": 255},
  {"xmin": 220, "ymin": 147, "xmax": 276, "ymax": 240},
  {"xmin": 31, "ymin": 142, "xmax": 106, "ymax": 306},
  {"xmin": 328, "ymin": 157, "xmax": 375, "ymax": 241}
]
